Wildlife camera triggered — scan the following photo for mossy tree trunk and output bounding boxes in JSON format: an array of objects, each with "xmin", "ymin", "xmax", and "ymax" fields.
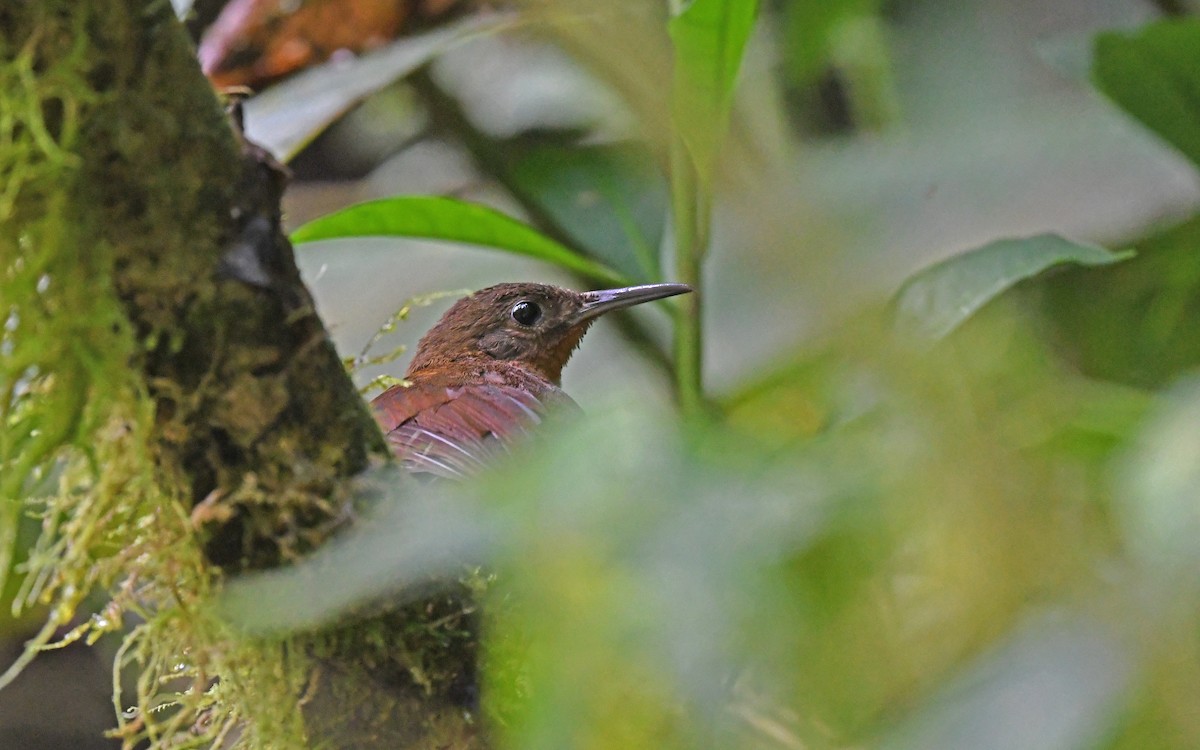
[{"xmin": 1, "ymin": 2, "xmax": 479, "ymax": 747}]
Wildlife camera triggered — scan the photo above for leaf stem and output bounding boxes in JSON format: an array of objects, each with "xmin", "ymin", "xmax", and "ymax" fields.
[{"xmin": 670, "ymin": 135, "xmax": 705, "ymax": 418}]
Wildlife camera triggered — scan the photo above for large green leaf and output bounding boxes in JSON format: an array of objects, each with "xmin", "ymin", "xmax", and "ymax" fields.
[
  {"xmin": 669, "ymin": 0, "xmax": 759, "ymax": 192},
  {"xmin": 506, "ymin": 143, "xmax": 667, "ymax": 283},
  {"xmin": 290, "ymin": 196, "xmax": 628, "ymax": 285},
  {"xmin": 894, "ymin": 234, "xmax": 1132, "ymax": 343},
  {"xmin": 1039, "ymin": 215, "xmax": 1200, "ymax": 389},
  {"xmin": 1093, "ymin": 20, "xmax": 1200, "ymax": 169},
  {"xmin": 244, "ymin": 16, "xmax": 503, "ymax": 162}
]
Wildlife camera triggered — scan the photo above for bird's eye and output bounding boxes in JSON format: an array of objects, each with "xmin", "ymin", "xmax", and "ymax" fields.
[{"xmin": 510, "ymin": 300, "xmax": 541, "ymax": 326}]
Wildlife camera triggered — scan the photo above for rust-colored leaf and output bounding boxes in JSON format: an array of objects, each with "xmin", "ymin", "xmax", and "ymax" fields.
[{"xmin": 199, "ymin": 0, "xmax": 461, "ymax": 88}]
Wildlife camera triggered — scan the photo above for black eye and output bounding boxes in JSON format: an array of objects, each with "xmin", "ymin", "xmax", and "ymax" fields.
[{"xmin": 510, "ymin": 300, "xmax": 541, "ymax": 326}]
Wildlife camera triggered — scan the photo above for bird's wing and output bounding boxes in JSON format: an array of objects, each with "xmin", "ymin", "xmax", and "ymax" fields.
[{"xmin": 371, "ymin": 382, "xmax": 551, "ymax": 479}]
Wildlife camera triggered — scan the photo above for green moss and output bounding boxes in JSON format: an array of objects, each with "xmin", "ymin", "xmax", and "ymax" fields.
[
  {"xmin": 2, "ymin": 5, "xmax": 312, "ymax": 748},
  {"xmin": 300, "ymin": 587, "xmax": 481, "ymax": 747}
]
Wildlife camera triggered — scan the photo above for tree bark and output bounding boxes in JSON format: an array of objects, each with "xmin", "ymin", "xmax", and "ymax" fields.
[{"xmin": 3, "ymin": 1, "xmax": 479, "ymax": 747}]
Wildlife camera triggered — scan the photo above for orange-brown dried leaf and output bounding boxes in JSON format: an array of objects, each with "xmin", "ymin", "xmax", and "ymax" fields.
[{"xmin": 199, "ymin": 0, "xmax": 461, "ymax": 89}]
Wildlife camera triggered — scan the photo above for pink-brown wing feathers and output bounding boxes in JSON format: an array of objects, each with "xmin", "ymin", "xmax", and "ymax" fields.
[{"xmin": 371, "ymin": 382, "xmax": 551, "ymax": 479}]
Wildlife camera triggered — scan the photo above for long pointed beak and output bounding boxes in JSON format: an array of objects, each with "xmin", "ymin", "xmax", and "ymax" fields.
[{"xmin": 575, "ymin": 283, "xmax": 693, "ymax": 323}]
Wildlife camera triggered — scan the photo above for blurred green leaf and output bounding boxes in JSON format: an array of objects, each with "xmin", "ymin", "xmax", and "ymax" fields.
[
  {"xmin": 1046, "ymin": 379, "xmax": 1153, "ymax": 462},
  {"xmin": 473, "ymin": 404, "xmax": 826, "ymax": 747},
  {"xmin": 1093, "ymin": 20, "xmax": 1200, "ymax": 169},
  {"xmin": 1117, "ymin": 377, "xmax": 1200, "ymax": 576},
  {"xmin": 893, "ymin": 234, "xmax": 1132, "ymax": 343},
  {"xmin": 669, "ymin": 0, "xmax": 759, "ymax": 193},
  {"xmin": 290, "ymin": 196, "xmax": 629, "ymax": 285},
  {"xmin": 506, "ymin": 143, "xmax": 667, "ymax": 283},
  {"xmin": 1034, "ymin": 29, "xmax": 1095, "ymax": 83},
  {"xmin": 244, "ymin": 16, "xmax": 505, "ymax": 162},
  {"xmin": 882, "ymin": 617, "xmax": 1130, "ymax": 750},
  {"xmin": 781, "ymin": 0, "xmax": 880, "ymax": 85},
  {"xmin": 1039, "ymin": 216, "xmax": 1200, "ymax": 389},
  {"xmin": 721, "ymin": 342, "xmax": 876, "ymax": 453},
  {"xmin": 217, "ymin": 482, "xmax": 494, "ymax": 634}
]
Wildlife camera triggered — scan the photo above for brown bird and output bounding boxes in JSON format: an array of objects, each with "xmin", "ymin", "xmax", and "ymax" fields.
[{"xmin": 371, "ymin": 282, "xmax": 692, "ymax": 478}]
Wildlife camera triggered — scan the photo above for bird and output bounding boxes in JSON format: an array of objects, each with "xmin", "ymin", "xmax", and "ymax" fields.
[{"xmin": 370, "ymin": 282, "xmax": 692, "ymax": 479}]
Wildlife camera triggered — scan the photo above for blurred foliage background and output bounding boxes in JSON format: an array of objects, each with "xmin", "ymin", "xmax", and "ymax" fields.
[{"xmin": 7, "ymin": 0, "xmax": 1200, "ymax": 748}]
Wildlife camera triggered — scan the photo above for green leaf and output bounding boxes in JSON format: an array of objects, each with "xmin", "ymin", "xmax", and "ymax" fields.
[
  {"xmin": 506, "ymin": 143, "xmax": 667, "ymax": 283},
  {"xmin": 1039, "ymin": 215, "xmax": 1200, "ymax": 389},
  {"xmin": 1093, "ymin": 20, "xmax": 1200, "ymax": 169},
  {"xmin": 290, "ymin": 196, "xmax": 629, "ymax": 285},
  {"xmin": 669, "ymin": 0, "xmax": 759, "ymax": 192},
  {"xmin": 243, "ymin": 16, "xmax": 504, "ymax": 162},
  {"xmin": 894, "ymin": 234, "xmax": 1133, "ymax": 343},
  {"xmin": 781, "ymin": 0, "xmax": 879, "ymax": 86}
]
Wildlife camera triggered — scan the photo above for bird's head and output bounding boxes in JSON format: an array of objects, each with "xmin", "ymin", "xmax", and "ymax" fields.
[{"xmin": 406, "ymin": 282, "xmax": 692, "ymax": 384}]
